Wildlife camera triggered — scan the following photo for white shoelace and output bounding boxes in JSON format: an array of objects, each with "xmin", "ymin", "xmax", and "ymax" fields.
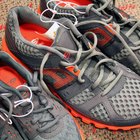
[
  {"xmin": 40, "ymin": 0, "xmax": 87, "ymax": 26},
  {"xmin": 2, "ymin": 85, "xmax": 34, "ymax": 118}
]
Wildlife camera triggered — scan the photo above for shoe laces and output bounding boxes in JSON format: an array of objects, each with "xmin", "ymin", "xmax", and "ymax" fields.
[
  {"xmin": 95, "ymin": 0, "xmax": 140, "ymax": 52},
  {"xmin": 42, "ymin": 0, "xmax": 140, "ymax": 53},
  {"xmin": 119, "ymin": 19, "xmax": 140, "ymax": 53},
  {"xmin": 113, "ymin": 20, "xmax": 140, "ymax": 52},
  {"xmin": 45, "ymin": 0, "xmax": 113, "ymax": 26},
  {"xmin": 0, "ymin": 72, "xmax": 59, "ymax": 133},
  {"xmin": 77, "ymin": 19, "xmax": 140, "ymax": 67},
  {"xmin": 39, "ymin": 31, "xmax": 123, "ymax": 96},
  {"xmin": 40, "ymin": 0, "xmax": 140, "ymax": 74}
]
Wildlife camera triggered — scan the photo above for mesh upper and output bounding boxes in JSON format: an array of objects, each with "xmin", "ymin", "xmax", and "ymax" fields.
[
  {"xmin": 110, "ymin": 77, "xmax": 140, "ymax": 120},
  {"xmin": 70, "ymin": 88, "xmax": 95, "ymax": 105},
  {"xmin": 90, "ymin": 104, "xmax": 110, "ymax": 122}
]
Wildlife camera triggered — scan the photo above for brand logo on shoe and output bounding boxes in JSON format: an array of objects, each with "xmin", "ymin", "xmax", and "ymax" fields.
[
  {"xmin": 64, "ymin": 52, "xmax": 71, "ymax": 60},
  {"xmin": 31, "ymin": 38, "xmax": 45, "ymax": 45}
]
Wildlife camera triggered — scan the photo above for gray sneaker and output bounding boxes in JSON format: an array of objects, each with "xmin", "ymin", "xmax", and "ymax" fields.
[{"xmin": 0, "ymin": 51, "xmax": 82, "ymax": 140}]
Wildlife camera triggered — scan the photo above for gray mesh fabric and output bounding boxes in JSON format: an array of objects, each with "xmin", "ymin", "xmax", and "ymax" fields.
[
  {"xmin": 110, "ymin": 78, "xmax": 140, "ymax": 120},
  {"xmin": 90, "ymin": 104, "xmax": 110, "ymax": 122},
  {"xmin": 33, "ymin": 115, "xmax": 81, "ymax": 140},
  {"xmin": 70, "ymin": 88, "xmax": 95, "ymax": 105}
]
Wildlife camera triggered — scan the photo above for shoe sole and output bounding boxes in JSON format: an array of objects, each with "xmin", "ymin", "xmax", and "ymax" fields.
[{"xmin": 51, "ymin": 89, "xmax": 140, "ymax": 131}]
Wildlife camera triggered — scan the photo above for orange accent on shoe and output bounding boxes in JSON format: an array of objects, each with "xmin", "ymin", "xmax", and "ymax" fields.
[
  {"xmin": 64, "ymin": 0, "xmax": 91, "ymax": 5},
  {"xmin": 2, "ymin": 38, "xmax": 85, "ymax": 139},
  {"xmin": 90, "ymin": 27, "xmax": 114, "ymax": 47},
  {"xmin": 50, "ymin": 89, "xmax": 140, "ymax": 131},
  {"xmin": 66, "ymin": 66, "xmax": 80, "ymax": 76},
  {"xmin": 20, "ymin": 23, "xmax": 53, "ymax": 46},
  {"xmin": 2, "ymin": 22, "xmax": 54, "ymax": 66},
  {"xmin": 0, "ymin": 66, "xmax": 25, "ymax": 88},
  {"xmin": 64, "ymin": 52, "xmax": 71, "ymax": 59},
  {"xmin": 1, "ymin": 39, "xmax": 26, "ymax": 88},
  {"xmin": 43, "ymin": 68, "xmax": 75, "ymax": 89}
]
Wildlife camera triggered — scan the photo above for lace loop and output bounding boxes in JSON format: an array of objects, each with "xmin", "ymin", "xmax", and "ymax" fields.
[
  {"xmin": 40, "ymin": 0, "xmax": 87, "ymax": 26},
  {"xmin": 40, "ymin": 8, "xmax": 70, "ymax": 29},
  {"xmin": 0, "ymin": 74, "xmax": 59, "ymax": 133},
  {"xmin": 0, "ymin": 113, "xmax": 12, "ymax": 125},
  {"xmin": 46, "ymin": 0, "xmax": 86, "ymax": 25},
  {"xmin": 11, "ymin": 85, "xmax": 34, "ymax": 118}
]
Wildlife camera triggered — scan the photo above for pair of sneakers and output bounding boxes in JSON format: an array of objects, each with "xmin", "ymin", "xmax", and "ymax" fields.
[{"xmin": 1, "ymin": 0, "xmax": 140, "ymax": 139}]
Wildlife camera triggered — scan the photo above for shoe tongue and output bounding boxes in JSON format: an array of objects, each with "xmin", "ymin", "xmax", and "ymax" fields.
[
  {"xmin": 53, "ymin": 26, "xmax": 78, "ymax": 51},
  {"xmin": 52, "ymin": 26, "xmax": 80, "ymax": 62}
]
